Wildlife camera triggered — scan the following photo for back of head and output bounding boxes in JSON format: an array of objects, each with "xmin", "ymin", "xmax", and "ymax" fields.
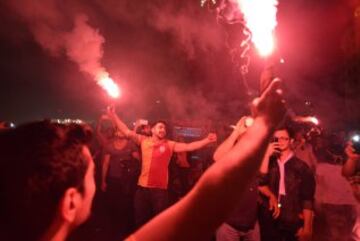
[{"xmin": 0, "ymin": 121, "xmax": 93, "ymax": 241}]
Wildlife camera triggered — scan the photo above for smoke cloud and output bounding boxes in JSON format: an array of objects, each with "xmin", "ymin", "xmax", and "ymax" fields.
[
  {"xmin": 7, "ymin": 1, "xmax": 109, "ymax": 84},
  {"xmin": 1, "ymin": 0, "xmax": 358, "ymax": 129}
]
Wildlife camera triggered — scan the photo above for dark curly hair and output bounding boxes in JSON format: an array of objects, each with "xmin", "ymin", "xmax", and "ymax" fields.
[{"xmin": 0, "ymin": 121, "xmax": 93, "ymax": 241}]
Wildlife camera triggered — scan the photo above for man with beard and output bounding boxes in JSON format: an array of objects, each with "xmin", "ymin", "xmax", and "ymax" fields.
[{"xmin": 106, "ymin": 110, "xmax": 217, "ymax": 226}]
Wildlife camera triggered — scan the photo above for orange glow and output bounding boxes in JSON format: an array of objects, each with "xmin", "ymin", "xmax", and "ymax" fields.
[
  {"xmin": 236, "ymin": 0, "xmax": 278, "ymax": 57},
  {"xmin": 97, "ymin": 72, "xmax": 120, "ymax": 98}
]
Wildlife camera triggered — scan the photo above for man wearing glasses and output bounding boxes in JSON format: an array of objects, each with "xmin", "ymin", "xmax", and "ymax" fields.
[{"xmin": 258, "ymin": 126, "xmax": 316, "ymax": 241}]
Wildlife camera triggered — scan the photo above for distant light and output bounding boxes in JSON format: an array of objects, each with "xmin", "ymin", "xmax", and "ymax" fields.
[
  {"xmin": 280, "ymin": 58, "xmax": 285, "ymax": 64},
  {"xmin": 51, "ymin": 119, "xmax": 84, "ymax": 124},
  {"xmin": 156, "ymin": 100, "xmax": 161, "ymax": 104},
  {"xmin": 353, "ymin": 135, "xmax": 360, "ymax": 143}
]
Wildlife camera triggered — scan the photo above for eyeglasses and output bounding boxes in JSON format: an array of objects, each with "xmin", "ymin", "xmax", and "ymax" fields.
[{"xmin": 275, "ymin": 137, "xmax": 289, "ymax": 141}]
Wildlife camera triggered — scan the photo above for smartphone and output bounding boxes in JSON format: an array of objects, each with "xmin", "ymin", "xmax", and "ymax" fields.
[{"xmin": 139, "ymin": 119, "xmax": 148, "ymax": 126}]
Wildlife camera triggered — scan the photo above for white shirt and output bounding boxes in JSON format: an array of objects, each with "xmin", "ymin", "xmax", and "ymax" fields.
[{"xmin": 277, "ymin": 152, "xmax": 294, "ymax": 197}]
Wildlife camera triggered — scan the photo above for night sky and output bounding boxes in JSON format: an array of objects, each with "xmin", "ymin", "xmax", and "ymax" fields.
[{"xmin": 0, "ymin": 0, "xmax": 359, "ymax": 129}]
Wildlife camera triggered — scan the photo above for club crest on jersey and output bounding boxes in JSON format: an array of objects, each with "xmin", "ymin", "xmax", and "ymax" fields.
[{"xmin": 159, "ymin": 145, "xmax": 166, "ymax": 153}]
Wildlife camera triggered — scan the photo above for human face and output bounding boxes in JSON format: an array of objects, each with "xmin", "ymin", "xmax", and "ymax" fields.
[
  {"xmin": 273, "ymin": 129, "xmax": 291, "ymax": 152},
  {"xmin": 74, "ymin": 146, "xmax": 96, "ymax": 225},
  {"xmin": 151, "ymin": 122, "xmax": 167, "ymax": 139}
]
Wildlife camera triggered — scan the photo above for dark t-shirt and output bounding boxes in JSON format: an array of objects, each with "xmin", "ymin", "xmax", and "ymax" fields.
[
  {"xmin": 105, "ymin": 139, "xmax": 139, "ymax": 179},
  {"xmin": 225, "ymin": 177, "xmax": 259, "ymax": 231}
]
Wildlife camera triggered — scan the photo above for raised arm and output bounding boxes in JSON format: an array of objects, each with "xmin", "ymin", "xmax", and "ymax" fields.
[
  {"xmin": 173, "ymin": 133, "xmax": 217, "ymax": 153},
  {"xmin": 213, "ymin": 117, "xmax": 249, "ymax": 162},
  {"xmin": 127, "ymin": 78, "xmax": 286, "ymax": 241},
  {"xmin": 342, "ymin": 142, "xmax": 360, "ymax": 177},
  {"xmin": 259, "ymin": 142, "xmax": 280, "ymax": 174},
  {"xmin": 106, "ymin": 106, "xmax": 144, "ymax": 145}
]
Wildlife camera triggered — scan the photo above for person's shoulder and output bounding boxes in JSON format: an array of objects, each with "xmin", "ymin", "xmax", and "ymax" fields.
[
  {"xmin": 166, "ymin": 139, "xmax": 176, "ymax": 150},
  {"xmin": 166, "ymin": 139, "xmax": 175, "ymax": 144},
  {"xmin": 290, "ymin": 155, "xmax": 308, "ymax": 166},
  {"xmin": 291, "ymin": 156, "xmax": 314, "ymax": 172},
  {"xmin": 139, "ymin": 135, "xmax": 151, "ymax": 142}
]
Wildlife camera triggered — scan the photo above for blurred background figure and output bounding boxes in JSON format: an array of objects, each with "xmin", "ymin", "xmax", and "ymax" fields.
[
  {"xmin": 96, "ymin": 114, "xmax": 140, "ymax": 240},
  {"xmin": 293, "ymin": 128, "xmax": 318, "ymax": 172},
  {"xmin": 314, "ymin": 134, "xmax": 357, "ymax": 241},
  {"xmin": 342, "ymin": 138, "xmax": 360, "ymax": 241}
]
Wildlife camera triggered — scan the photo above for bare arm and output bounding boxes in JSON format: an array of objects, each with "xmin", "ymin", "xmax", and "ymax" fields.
[
  {"xmin": 127, "ymin": 78, "xmax": 286, "ymax": 241},
  {"xmin": 296, "ymin": 209, "xmax": 314, "ymax": 241},
  {"xmin": 308, "ymin": 145, "xmax": 318, "ymax": 171},
  {"xmin": 173, "ymin": 133, "xmax": 217, "ymax": 153},
  {"xmin": 101, "ymin": 154, "xmax": 110, "ymax": 192},
  {"xmin": 342, "ymin": 142, "xmax": 360, "ymax": 177},
  {"xmin": 297, "ymin": 164, "xmax": 316, "ymax": 241},
  {"xmin": 258, "ymin": 185, "xmax": 280, "ymax": 219},
  {"xmin": 213, "ymin": 117, "xmax": 248, "ymax": 162},
  {"xmin": 106, "ymin": 107, "xmax": 144, "ymax": 145},
  {"xmin": 258, "ymin": 185, "xmax": 276, "ymax": 199},
  {"xmin": 302, "ymin": 209, "xmax": 313, "ymax": 233},
  {"xmin": 259, "ymin": 142, "xmax": 279, "ymax": 174}
]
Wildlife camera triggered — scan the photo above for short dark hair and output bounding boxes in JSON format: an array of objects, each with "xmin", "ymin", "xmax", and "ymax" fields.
[
  {"xmin": 150, "ymin": 120, "xmax": 167, "ymax": 128},
  {"xmin": 275, "ymin": 125, "xmax": 294, "ymax": 139},
  {"xmin": 0, "ymin": 121, "xmax": 93, "ymax": 241}
]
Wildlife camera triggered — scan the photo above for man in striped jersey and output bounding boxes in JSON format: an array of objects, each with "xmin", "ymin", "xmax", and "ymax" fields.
[{"xmin": 106, "ymin": 109, "xmax": 217, "ymax": 227}]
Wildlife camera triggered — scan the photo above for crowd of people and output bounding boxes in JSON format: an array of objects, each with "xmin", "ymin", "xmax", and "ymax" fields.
[{"xmin": 0, "ymin": 78, "xmax": 360, "ymax": 241}]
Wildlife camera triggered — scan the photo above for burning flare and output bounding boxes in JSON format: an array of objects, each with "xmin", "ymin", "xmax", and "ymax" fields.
[
  {"xmin": 97, "ymin": 72, "xmax": 121, "ymax": 98},
  {"xmin": 235, "ymin": 0, "xmax": 278, "ymax": 57},
  {"xmin": 293, "ymin": 116, "xmax": 320, "ymax": 125}
]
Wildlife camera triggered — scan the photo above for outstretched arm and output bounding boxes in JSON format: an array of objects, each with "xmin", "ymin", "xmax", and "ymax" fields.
[
  {"xmin": 213, "ymin": 117, "xmax": 249, "ymax": 162},
  {"xmin": 173, "ymin": 133, "xmax": 217, "ymax": 153},
  {"xmin": 127, "ymin": 78, "xmax": 286, "ymax": 241},
  {"xmin": 106, "ymin": 107, "xmax": 144, "ymax": 145}
]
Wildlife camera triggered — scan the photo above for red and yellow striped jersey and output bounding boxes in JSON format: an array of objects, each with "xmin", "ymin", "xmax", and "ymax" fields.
[{"xmin": 138, "ymin": 138, "xmax": 174, "ymax": 189}]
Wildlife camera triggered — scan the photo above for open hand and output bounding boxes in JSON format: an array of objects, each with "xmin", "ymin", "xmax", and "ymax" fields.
[
  {"xmin": 296, "ymin": 227, "xmax": 312, "ymax": 241},
  {"xmin": 207, "ymin": 133, "xmax": 217, "ymax": 143}
]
